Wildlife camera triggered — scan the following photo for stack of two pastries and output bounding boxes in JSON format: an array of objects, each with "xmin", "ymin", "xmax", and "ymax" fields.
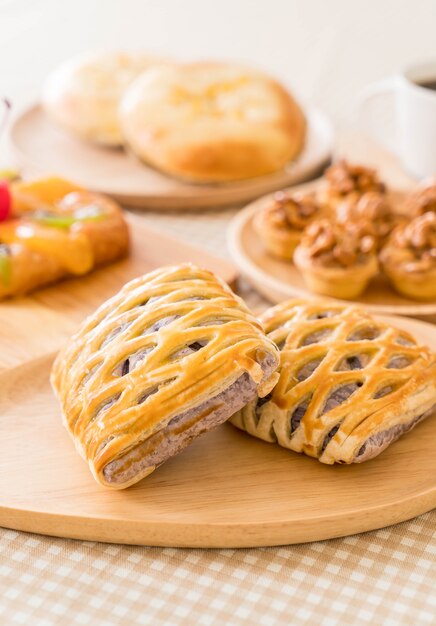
[{"xmin": 52, "ymin": 264, "xmax": 436, "ymax": 489}]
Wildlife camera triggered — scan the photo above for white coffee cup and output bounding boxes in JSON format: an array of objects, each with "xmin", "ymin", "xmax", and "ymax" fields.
[{"xmin": 359, "ymin": 60, "xmax": 436, "ymax": 178}]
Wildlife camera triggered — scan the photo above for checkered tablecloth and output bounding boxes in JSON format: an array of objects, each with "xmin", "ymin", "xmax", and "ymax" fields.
[
  {"xmin": 1, "ymin": 202, "xmax": 435, "ymax": 626},
  {"xmin": 1, "ymin": 514, "xmax": 435, "ymax": 626}
]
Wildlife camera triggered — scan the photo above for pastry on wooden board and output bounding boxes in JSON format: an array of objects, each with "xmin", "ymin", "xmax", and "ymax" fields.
[
  {"xmin": 119, "ymin": 62, "xmax": 306, "ymax": 182},
  {"xmin": 42, "ymin": 50, "xmax": 170, "ymax": 146},
  {"xmin": 51, "ymin": 264, "xmax": 280, "ymax": 489},
  {"xmin": 0, "ymin": 176, "xmax": 129, "ymax": 298},
  {"xmin": 230, "ymin": 299, "xmax": 436, "ymax": 464}
]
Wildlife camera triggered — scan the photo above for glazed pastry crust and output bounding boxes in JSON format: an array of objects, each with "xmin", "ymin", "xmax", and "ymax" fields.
[
  {"xmin": 51, "ymin": 264, "xmax": 279, "ymax": 488},
  {"xmin": 231, "ymin": 299, "xmax": 436, "ymax": 464},
  {"xmin": 120, "ymin": 62, "xmax": 306, "ymax": 182}
]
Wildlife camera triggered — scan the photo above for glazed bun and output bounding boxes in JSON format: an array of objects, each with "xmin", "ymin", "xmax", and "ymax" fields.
[
  {"xmin": 42, "ymin": 51, "xmax": 169, "ymax": 146},
  {"xmin": 119, "ymin": 62, "xmax": 306, "ymax": 182}
]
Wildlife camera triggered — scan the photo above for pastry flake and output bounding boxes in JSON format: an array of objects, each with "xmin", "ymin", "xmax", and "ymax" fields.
[
  {"xmin": 51, "ymin": 263, "xmax": 280, "ymax": 489},
  {"xmin": 230, "ymin": 299, "xmax": 436, "ymax": 464}
]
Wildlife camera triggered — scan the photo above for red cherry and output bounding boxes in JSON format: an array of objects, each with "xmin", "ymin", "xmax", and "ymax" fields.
[{"xmin": 0, "ymin": 181, "xmax": 11, "ymax": 221}]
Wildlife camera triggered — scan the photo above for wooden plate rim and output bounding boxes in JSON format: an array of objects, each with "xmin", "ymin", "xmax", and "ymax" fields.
[{"xmin": 0, "ymin": 314, "xmax": 435, "ymax": 548}]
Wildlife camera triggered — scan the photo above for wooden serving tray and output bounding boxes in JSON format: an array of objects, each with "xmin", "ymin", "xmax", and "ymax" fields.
[
  {"xmin": 0, "ymin": 215, "xmax": 236, "ymax": 370},
  {"xmin": 0, "ymin": 309, "xmax": 435, "ymax": 547},
  {"xmin": 228, "ymin": 182, "xmax": 436, "ymax": 319},
  {"xmin": 10, "ymin": 105, "xmax": 333, "ymax": 210}
]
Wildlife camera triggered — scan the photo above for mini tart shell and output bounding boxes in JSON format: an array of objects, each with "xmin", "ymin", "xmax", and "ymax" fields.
[
  {"xmin": 381, "ymin": 262, "xmax": 436, "ymax": 301},
  {"xmin": 294, "ymin": 246, "xmax": 379, "ymax": 299},
  {"xmin": 253, "ymin": 209, "xmax": 302, "ymax": 260}
]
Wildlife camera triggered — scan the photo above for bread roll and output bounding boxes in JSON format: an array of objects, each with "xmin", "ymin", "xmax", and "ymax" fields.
[
  {"xmin": 120, "ymin": 62, "xmax": 306, "ymax": 182},
  {"xmin": 43, "ymin": 50, "xmax": 168, "ymax": 146}
]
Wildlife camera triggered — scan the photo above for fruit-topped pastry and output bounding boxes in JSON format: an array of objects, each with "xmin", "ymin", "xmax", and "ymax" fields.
[
  {"xmin": 293, "ymin": 218, "xmax": 378, "ymax": 299},
  {"xmin": 336, "ymin": 191, "xmax": 402, "ymax": 249},
  {"xmin": 380, "ymin": 212, "xmax": 436, "ymax": 301},
  {"xmin": 318, "ymin": 160, "xmax": 386, "ymax": 210},
  {"xmin": 254, "ymin": 189, "xmax": 326, "ymax": 260},
  {"xmin": 0, "ymin": 176, "xmax": 129, "ymax": 298}
]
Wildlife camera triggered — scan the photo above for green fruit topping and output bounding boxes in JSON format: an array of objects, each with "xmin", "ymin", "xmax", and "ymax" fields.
[{"xmin": 32, "ymin": 204, "xmax": 106, "ymax": 228}]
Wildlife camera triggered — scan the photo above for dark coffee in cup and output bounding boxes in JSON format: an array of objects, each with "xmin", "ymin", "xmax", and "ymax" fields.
[{"xmin": 417, "ymin": 79, "xmax": 436, "ymax": 91}]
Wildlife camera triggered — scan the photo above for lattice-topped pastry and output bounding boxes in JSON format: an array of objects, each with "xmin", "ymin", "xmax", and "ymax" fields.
[
  {"xmin": 230, "ymin": 299, "xmax": 436, "ymax": 464},
  {"xmin": 51, "ymin": 264, "xmax": 280, "ymax": 488},
  {"xmin": 254, "ymin": 190, "xmax": 326, "ymax": 260}
]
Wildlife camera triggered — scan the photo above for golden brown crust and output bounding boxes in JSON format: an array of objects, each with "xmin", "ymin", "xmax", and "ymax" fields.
[
  {"xmin": 296, "ymin": 218, "xmax": 376, "ymax": 268},
  {"xmin": 403, "ymin": 180, "xmax": 436, "ymax": 217},
  {"xmin": 336, "ymin": 192, "xmax": 402, "ymax": 248},
  {"xmin": 51, "ymin": 264, "xmax": 279, "ymax": 488},
  {"xmin": 318, "ymin": 160, "xmax": 386, "ymax": 210},
  {"xmin": 293, "ymin": 219, "xmax": 378, "ymax": 299},
  {"xmin": 380, "ymin": 213, "xmax": 436, "ymax": 300},
  {"xmin": 254, "ymin": 190, "xmax": 324, "ymax": 260},
  {"xmin": 120, "ymin": 62, "xmax": 306, "ymax": 182},
  {"xmin": 230, "ymin": 299, "xmax": 436, "ymax": 464}
]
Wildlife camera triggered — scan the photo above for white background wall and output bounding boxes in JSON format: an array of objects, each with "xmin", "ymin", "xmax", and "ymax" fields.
[{"xmin": 1, "ymin": 0, "xmax": 436, "ymax": 126}]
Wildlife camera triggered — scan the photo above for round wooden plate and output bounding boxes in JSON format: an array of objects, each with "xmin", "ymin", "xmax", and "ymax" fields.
[
  {"xmin": 227, "ymin": 183, "xmax": 436, "ymax": 317},
  {"xmin": 9, "ymin": 104, "xmax": 333, "ymax": 210},
  {"xmin": 0, "ymin": 315, "xmax": 434, "ymax": 548}
]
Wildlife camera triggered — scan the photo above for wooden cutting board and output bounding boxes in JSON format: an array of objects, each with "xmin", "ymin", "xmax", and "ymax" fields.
[
  {"xmin": 0, "ymin": 313, "xmax": 435, "ymax": 548},
  {"xmin": 0, "ymin": 214, "xmax": 236, "ymax": 370}
]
